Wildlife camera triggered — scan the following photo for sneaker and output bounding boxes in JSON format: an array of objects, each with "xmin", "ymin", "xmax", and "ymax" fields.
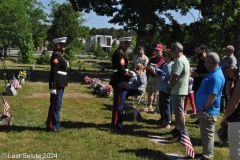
[
  {"xmin": 153, "ymin": 108, "xmax": 160, "ymax": 113},
  {"xmin": 148, "ymin": 108, "xmax": 154, "ymax": 112},
  {"xmin": 172, "ymin": 131, "xmax": 181, "ymax": 141},
  {"xmin": 169, "ymin": 128, "xmax": 179, "ymax": 136},
  {"xmin": 143, "ymin": 107, "xmax": 153, "ymax": 112},
  {"xmin": 160, "ymin": 123, "xmax": 171, "ymax": 130},
  {"xmin": 190, "ymin": 113, "xmax": 198, "ymax": 119},
  {"xmin": 194, "ymin": 118, "xmax": 199, "ymax": 124}
]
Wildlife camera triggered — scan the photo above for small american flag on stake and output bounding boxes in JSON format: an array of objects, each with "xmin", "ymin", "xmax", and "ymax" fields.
[
  {"xmin": 2, "ymin": 96, "xmax": 11, "ymax": 118},
  {"xmin": 180, "ymin": 124, "xmax": 195, "ymax": 158},
  {"xmin": 11, "ymin": 75, "xmax": 20, "ymax": 89}
]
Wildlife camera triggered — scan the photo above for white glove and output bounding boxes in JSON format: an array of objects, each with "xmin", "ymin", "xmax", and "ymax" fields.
[
  {"xmin": 129, "ymin": 71, "xmax": 137, "ymax": 78},
  {"xmin": 50, "ymin": 89, "xmax": 56, "ymax": 94}
]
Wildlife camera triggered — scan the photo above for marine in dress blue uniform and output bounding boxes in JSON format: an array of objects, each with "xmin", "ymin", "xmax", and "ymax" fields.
[
  {"xmin": 46, "ymin": 37, "xmax": 68, "ymax": 132},
  {"xmin": 109, "ymin": 37, "xmax": 133, "ymax": 129}
]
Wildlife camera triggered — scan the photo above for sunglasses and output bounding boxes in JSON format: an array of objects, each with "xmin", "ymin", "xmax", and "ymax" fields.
[
  {"xmin": 152, "ymin": 53, "xmax": 156, "ymax": 56},
  {"xmin": 60, "ymin": 43, "xmax": 67, "ymax": 47}
]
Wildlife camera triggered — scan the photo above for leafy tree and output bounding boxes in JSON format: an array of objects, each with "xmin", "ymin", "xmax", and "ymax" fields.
[
  {"xmin": 47, "ymin": 0, "xmax": 90, "ymax": 61},
  {"xmin": 108, "ymin": 40, "xmax": 118, "ymax": 60},
  {"xmin": 25, "ymin": 0, "xmax": 48, "ymax": 49},
  {"xmin": 89, "ymin": 42, "xmax": 105, "ymax": 57},
  {"xmin": 69, "ymin": 0, "xmax": 191, "ymax": 48},
  {"xmin": 0, "ymin": 0, "xmax": 47, "ymax": 62},
  {"xmin": 190, "ymin": 0, "xmax": 240, "ymax": 76},
  {"xmin": 90, "ymin": 27, "xmax": 97, "ymax": 35},
  {"xmin": 0, "ymin": 0, "xmax": 31, "ymax": 56},
  {"xmin": 19, "ymin": 34, "xmax": 34, "ymax": 63}
]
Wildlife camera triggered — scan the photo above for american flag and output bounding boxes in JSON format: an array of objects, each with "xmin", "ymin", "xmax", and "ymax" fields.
[
  {"xmin": 11, "ymin": 75, "xmax": 20, "ymax": 89},
  {"xmin": 2, "ymin": 96, "xmax": 10, "ymax": 118},
  {"xmin": 180, "ymin": 124, "xmax": 195, "ymax": 158}
]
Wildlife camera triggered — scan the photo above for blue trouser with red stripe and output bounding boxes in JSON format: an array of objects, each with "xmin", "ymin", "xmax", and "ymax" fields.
[
  {"xmin": 111, "ymin": 86, "xmax": 127, "ymax": 128},
  {"xmin": 46, "ymin": 87, "xmax": 64, "ymax": 131}
]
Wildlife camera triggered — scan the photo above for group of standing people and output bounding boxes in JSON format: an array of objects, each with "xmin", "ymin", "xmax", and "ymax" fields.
[
  {"xmin": 47, "ymin": 35, "xmax": 240, "ymax": 159},
  {"xmin": 109, "ymin": 38, "xmax": 240, "ymax": 160}
]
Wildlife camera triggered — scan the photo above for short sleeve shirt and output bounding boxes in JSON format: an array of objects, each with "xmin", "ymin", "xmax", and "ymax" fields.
[
  {"xmin": 196, "ymin": 67, "xmax": 225, "ymax": 115},
  {"xmin": 220, "ymin": 54, "xmax": 237, "ymax": 75},
  {"xmin": 132, "ymin": 54, "xmax": 149, "ymax": 68},
  {"xmin": 171, "ymin": 55, "xmax": 190, "ymax": 95}
]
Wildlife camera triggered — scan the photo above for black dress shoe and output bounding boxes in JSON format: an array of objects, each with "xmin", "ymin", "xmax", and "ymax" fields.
[
  {"xmin": 47, "ymin": 129, "xmax": 60, "ymax": 132},
  {"xmin": 116, "ymin": 125, "xmax": 126, "ymax": 130},
  {"xmin": 169, "ymin": 128, "xmax": 179, "ymax": 136}
]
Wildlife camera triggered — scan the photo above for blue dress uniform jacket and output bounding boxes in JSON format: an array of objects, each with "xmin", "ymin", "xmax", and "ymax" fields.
[
  {"xmin": 109, "ymin": 47, "xmax": 130, "ymax": 88},
  {"xmin": 109, "ymin": 47, "xmax": 131, "ymax": 128},
  {"xmin": 49, "ymin": 50, "xmax": 68, "ymax": 89},
  {"xmin": 46, "ymin": 50, "xmax": 68, "ymax": 132}
]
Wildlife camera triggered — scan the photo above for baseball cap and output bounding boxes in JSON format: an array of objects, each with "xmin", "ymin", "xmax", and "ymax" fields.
[{"xmin": 155, "ymin": 44, "xmax": 163, "ymax": 51}]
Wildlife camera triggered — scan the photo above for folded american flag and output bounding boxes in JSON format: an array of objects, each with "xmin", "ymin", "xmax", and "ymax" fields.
[
  {"xmin": 154, "ymin": 67, "xmax": 166, "ymax": 76},
  {"xmin": 180, "ymin": 124, "xmax": 195, "ymax": 158},
  {"xmin": 2, "ymin": 96, "xmax": 10, "ymax": 118}
]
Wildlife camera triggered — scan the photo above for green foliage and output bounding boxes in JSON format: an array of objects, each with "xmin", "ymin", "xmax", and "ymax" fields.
[
  {"xmin": 108, "ymin": 40, "xmax": 119, "ymax": 60},
  {"xmin": 89, "ymin": 42, "xmax": 106, "ymax": 57},
  {"xmin": 18, "ymin": 34, "xmax": 34, "ymax": 63},
  {"xmin": 89, "ymin": 27, "xmax": 136, "ymax": 38},
  {"xmin": 0, "ymin": 0, "xmax": 48, "ymax": 56},
  {"xmin": 47, "ymin": 1, "xmax": 90, "ymax": 61},
  {"xmin": 36, "ymin": 54, "xmax": 50, "ymax": 65},
  {"xmin": 69, "ymin": 0, "xmax": 192, "ymax": 48}
]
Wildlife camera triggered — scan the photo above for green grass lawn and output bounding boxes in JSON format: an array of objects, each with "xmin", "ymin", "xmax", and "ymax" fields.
[{"xmin": 0, "ymin": 60, "xmax": 230, "ymax": 160}]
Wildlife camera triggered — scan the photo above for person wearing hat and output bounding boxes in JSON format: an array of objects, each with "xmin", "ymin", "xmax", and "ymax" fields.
[
  {"xmin": 109, "ymin": 37, "xmax": 133, "ymax": 129},
  {"xmin": 46, "ymin": 37, "xmax": 68, "ymax": 132},
  {"xmin": 145, "ymin": 44, "xmax": 165, "ymax": 112}
]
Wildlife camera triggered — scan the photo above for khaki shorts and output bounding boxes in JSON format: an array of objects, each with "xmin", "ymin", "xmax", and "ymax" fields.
[
  {"xmin": 146, "ymin": 76, "xmax": 158, "ymax": 95},
  {"xmin": 171, "ymin": 94, "xmax": 185, "ymax": 114}
]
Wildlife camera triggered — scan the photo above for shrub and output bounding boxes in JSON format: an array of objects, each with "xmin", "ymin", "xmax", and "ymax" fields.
[{"xmin": 36, "ymin": 54, "xmax": 50, "ymax": 65}]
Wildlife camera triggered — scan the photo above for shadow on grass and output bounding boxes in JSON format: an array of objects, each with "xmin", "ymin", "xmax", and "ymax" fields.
[
  {"xmin": 119, "ymin": 148, "xmax": 169, "ymax": 160},
  {"xmin": 0, "ymin": 125, "xmax": 45, "ymax": 132},
  {"xmin": 102, "ymin": 103, "xmax": 112, "ymax": 111},
  {"xmin": 61, "ymin": 121, "xmax": 158, "ymax": 138}
]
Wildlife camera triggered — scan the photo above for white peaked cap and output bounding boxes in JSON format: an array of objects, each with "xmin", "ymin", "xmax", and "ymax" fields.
[
  {"xmin": 52, "ymin": 37, "xmax": 67, "ymax": 44},
  {"xmin": 118, "ymin": 37, "xmax": 132, "ymax": 42}
]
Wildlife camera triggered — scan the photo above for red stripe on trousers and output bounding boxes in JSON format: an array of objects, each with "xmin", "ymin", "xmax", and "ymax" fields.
[
  {"xmin": 114, "ymin": 88, "xmax": 121, "ymax": 126},
  {"xmin": 49, "ymin": 91, "xmax": 57, "ymax": 130}
]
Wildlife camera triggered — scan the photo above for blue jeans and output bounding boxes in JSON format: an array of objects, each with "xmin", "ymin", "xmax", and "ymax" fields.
[
  {"xmin": 111, "ymin": 86, "xmax": 128, "ymax": 127},
  {"xmin": 46, "ymin": 87, "xmax": 64, "ymax": 131},
  {"xmin": 126, "ymin": 89, "xmax": 142, "ymax": 99},
  {"xmin": 159, "ymin": 91, "xmax": 172, "ymax": 123}
]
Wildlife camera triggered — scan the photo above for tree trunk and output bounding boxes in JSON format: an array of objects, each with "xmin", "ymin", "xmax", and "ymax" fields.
[
  {"xmin": 4, "ymin": 44, "xmax": 8, "ymax": 57},
  {"xmin": 234, "ymin": 11, "xmax": 240, "ymax": 80},
  {"xmin": 136, "ymin": 13, "xmax": 147, "ymax": 53}
]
